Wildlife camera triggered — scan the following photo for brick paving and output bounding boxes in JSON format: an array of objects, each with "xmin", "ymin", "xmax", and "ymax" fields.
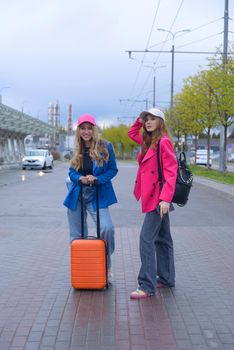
[
  {"xmin": 1, "ymin": 163, "xmax": 234, "ymax": 349},
  {"xmin": 1, "ymin": 224, "xmax": 234, "ymax": 349}
]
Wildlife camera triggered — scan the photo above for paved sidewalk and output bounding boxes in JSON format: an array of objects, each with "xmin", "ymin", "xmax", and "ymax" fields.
[
  {"xmin": 0, "ymin": 164, "xmax": 234, "ymax": 350},
  {"xmin": 193, "ymin": 176, "xmax": 234, "ymax": 201},
  {"xmin": 1, "ymin": 224, "xmax": 234, "ymax": 350}
]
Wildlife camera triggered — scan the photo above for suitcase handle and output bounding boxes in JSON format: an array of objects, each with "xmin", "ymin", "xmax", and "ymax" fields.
[{"xmin": 79, "ymin": 180, "xmax": 100, "ymax": 239}]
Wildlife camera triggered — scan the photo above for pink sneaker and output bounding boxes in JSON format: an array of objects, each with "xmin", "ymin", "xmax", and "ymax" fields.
[
  {"xmin": 156, "ymin": 282, "xmax": 167, "ymax": 288},
  {"xmin": 156, "ymin": 282, "xmax": 174, "ymax": 288},
  {"xmin": 130, "ymin": 289, "xmax": 152, "ymax": 300}
]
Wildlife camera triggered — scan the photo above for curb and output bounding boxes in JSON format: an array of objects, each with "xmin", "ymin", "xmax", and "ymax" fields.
[
  {"xmin": 0, "ymin": 163, "xmax": 21, "ymax": 171},
  {"xmin": 193, "ymin": 175, "xmax": 234, "ymax": 200}
]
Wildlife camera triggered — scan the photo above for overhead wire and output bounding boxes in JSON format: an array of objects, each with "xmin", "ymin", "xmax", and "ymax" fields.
[
  {"xmin": 122, "ymin": 0, "xmax": 186, "ymax": 116},
  {"xmin": 130, "ymin": 4, "xmax": 226, "ymax": 113},
  {"xmin": 190, "ymin": 17, "xmax": 222, "ymax": 33},
  {"xmin": 177, "ymin": 32, "xmax": 223, "ymax": 49},
  {"xmin": 121, "ymin": 0, "xmax": 161, "ymax": 117},
  {"xmin": 134, "ymin": 0, "xmax": 186, "ymax": 109},
  {"xmin": 151, "ymin": 0, "xmax": 185, "ymax": 67},
  {"xmin": 148, "ymin": 17, "xmax": 222, "ymax": 50},
  {"xmin": 121, "ymin": 0, "xmax": 225, "ymax": 118}
]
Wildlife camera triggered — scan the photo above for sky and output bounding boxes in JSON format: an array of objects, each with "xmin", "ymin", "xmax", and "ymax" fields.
[{"xmin": 0, "ymin": 0, "xmax": 233, "ymax": 128}]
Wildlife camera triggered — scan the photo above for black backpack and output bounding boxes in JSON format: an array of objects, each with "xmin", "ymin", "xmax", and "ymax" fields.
[{"xmin": 157, "ymin": 141, "xmax": 193, "ymax": 207}]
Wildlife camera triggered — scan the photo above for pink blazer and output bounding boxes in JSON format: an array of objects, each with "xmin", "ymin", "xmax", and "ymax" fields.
[{"xmin": 128, "ymin": 118, "xmax": 178, "ymax": 213}]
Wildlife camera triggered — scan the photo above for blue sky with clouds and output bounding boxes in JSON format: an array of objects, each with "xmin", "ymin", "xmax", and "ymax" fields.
[{"xmin": 0, "ymin": 0, "xmax": 233, "ymax": 127}]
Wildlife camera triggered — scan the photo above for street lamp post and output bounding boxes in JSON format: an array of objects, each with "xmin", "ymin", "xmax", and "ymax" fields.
[
  {"xmin": 157, "ymin": 28, "xmax": 190, "ymax": 116},
  {"xmin": 143, "ymin": 64, "xmax": 166, "ymax": 107},
  {"xmin": 0, "ymin": 86, "xmax": 10, "ymax": 104}
]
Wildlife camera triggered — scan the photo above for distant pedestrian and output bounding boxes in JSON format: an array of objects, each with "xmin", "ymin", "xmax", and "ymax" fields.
[
  {"xmin": 128, "ymin": 108, "xmax": 178, "ymax": 299},
  {"xmin": 63, "ymin": 114, "xmax": 118, "ymax": 282}
]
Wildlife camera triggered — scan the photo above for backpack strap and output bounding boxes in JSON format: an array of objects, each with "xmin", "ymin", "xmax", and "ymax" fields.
[
  {"xmin": 157, "ymin": 139, "xmax": 162, "ymax": 182},
  {"xmin": 179, "ymin": 151, "xmax": 187, "ymax": 165}
]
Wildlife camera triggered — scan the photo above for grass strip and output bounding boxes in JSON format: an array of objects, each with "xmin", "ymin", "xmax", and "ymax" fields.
[{"xmin": 189, "ymin": 165, "xmax": 234, "ymax": 186}]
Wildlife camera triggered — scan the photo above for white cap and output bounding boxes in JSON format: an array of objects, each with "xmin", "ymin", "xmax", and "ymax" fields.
[{"xmin": 140, "ymin": 108, "xmax": 165, "ymax": 121}]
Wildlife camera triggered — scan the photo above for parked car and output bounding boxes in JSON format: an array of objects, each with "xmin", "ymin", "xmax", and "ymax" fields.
[
  {"xmin": 227, "ymin": 153, "xmax": 234, "ymax": 162},
  {"xmin": 22, "ymin": 149, "xmax": 54, "ymax": 170},
  {"xmin": 190, "ymin": 149, "xmax": 212, "ymax": 167}
]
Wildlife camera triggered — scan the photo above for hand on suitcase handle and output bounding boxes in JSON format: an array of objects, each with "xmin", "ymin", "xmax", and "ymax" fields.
[
  {"xmin": 79, "ymin": 176, "xmax": 98, "ymax": 186},
  {"xmin": 86, "ymin": 175, "xmax": 97, "ymax": 185},
  {"xmin": 79, "ymin": 176, "xmax": 89, "ymax": 185}
]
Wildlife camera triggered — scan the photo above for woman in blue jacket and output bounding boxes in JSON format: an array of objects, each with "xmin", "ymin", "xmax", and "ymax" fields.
[{"xmin": 63, "ymin": 113, "xmax": 118, "ymax": 278}]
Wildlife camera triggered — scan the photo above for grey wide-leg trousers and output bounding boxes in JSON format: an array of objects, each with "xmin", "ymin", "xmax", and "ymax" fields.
[{"xmin": 137, "ymin": 210, "xmax": 175, "ymax": 294}]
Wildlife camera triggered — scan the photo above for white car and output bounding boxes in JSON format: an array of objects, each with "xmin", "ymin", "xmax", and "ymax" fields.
[
  {"xmin": 227, "ymin": 153, "xmax": 234, "ymax": 162},
  {"xmin": 191, "ymin": 149, "xmax": 212, "ymax": 167},
  {"xmin": 22, "ymin": 149, "xmax": 54, "ymax": 170}
]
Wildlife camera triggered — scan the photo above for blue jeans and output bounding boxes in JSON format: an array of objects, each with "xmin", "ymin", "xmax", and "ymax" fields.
[
  {"xmin": 67, "ymin": 186, "xmax": 115, "ymax": 268},
  {"xmin": 138, "ymin": 210, "xmax": 175, "ymax": 294}
]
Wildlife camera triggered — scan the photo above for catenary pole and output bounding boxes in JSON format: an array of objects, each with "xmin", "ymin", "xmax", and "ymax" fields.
[
  {"xmin": 143, "ymin": 64, "xmax": 166, "ymax": 108},
  {"xmin": 170, "ymin": 43, "xmax": 175, "ymax": 114},
  {"xmin": 156, "ymin": 29, "xmax": 190, "ymax": 119},
  {"xmin": 219, "ymin": 0, "xmax": 229, "ymax": 172}
]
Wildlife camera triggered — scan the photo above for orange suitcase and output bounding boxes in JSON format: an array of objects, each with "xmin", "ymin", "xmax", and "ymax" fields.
[{"xmin": 70, "ymin": 181, "xmax": 108, "ymax": 289}]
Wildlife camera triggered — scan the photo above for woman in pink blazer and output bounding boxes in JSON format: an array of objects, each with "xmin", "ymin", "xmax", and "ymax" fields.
[{"xmin": 128, "ymin": 108, "xmax": 178, "ymax": 299}]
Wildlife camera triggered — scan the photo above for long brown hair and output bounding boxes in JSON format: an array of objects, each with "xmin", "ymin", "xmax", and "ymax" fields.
[
  {"xmin": 70, "ymin": 124, "xmax": 109, "ymax": 170},
  {"xmin": 141, "ymin": 117, "xmax": 170, "ymax": 156}
]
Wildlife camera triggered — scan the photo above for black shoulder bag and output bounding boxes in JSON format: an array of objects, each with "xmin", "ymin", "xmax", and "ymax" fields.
[{"xmin": 157, "ymin": 140, "xmax": 193, "ymax": 207}]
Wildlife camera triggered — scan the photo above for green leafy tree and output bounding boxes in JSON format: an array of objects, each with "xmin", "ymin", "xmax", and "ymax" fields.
[
  {"xmin": 167, "ymin": 48, "xmax": 234, "ymax": 171},
  {"xmin": 187, "ymin": 70, "xmax": 219, "ymax": 166},
  {"xmin": 205, "ymin": 54, "xmax": 234, "ymax": 168},
  {"xmin": 170, "ymin": 68, "xmax": 220, "ymax": 166},
  {"xmin": 102, "ymin": 125, "xmax": 136, "ymax": 159}
]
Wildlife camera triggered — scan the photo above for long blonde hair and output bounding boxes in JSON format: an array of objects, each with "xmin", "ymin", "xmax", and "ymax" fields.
[
  {"xmin": 70, "ymin": 125, "xmax": 109, "ymax": 170},
  {"xmin": 141, "ymin": 117, "xmax": 170, "ymax": 157}
]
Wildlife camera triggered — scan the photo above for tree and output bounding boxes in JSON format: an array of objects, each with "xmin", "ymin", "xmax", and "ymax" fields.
[
  {"xmin": 188, "ymin": 70, "xmax": 219, "ymax": 166},
  {"xmin": 205, "ymin": 54, "xmax": 234, "ymax": 169},
  {"xmin": 170, "ymin": 68, "xmax": 220, "ymax": 166},
  {"xmin": 167, "ymin": 48, "xmax": 234, "ymax": 171},
  {"xmin": 171, "ymin": 87, "xmax": 204, "ymax": 152},
  {"xmin": 102, "ymin": 125, "xmax": 136, "ymax": 159}
]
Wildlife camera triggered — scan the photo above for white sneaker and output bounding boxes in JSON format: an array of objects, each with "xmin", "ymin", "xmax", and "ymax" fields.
[{"xmin": 108, "ymin": 269, "xmax": 114, "ymax": 284}]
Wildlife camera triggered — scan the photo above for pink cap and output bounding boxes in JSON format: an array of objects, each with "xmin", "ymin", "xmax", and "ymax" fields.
[{"xmin": 77, "ymin": 114, "xmax": 96, "ymax": 126}]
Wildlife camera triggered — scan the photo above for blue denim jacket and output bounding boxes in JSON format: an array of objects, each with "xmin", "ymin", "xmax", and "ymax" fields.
[{"xmin": 63, "ymin": 142, "xmax": 118, "ymax": 211}]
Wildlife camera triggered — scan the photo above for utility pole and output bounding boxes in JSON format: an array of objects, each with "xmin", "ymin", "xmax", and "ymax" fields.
[
  {"xmin": 171, "ymin": 43, "xmax": 175, "ymax": 113},
  {"xmin": 143, "ymin": 64, "xmax": 166, "ymax": 108},
  {"xmin": 67, "ymin": 104, "xmax": 73, "ymax": 152},
  {"xmin": 219, "ymin": 0, "xmax": 229, "ymax": 172},
  {"xmin": 157, "ymin": 29, "xmax": 190, "ymax": 119}
]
